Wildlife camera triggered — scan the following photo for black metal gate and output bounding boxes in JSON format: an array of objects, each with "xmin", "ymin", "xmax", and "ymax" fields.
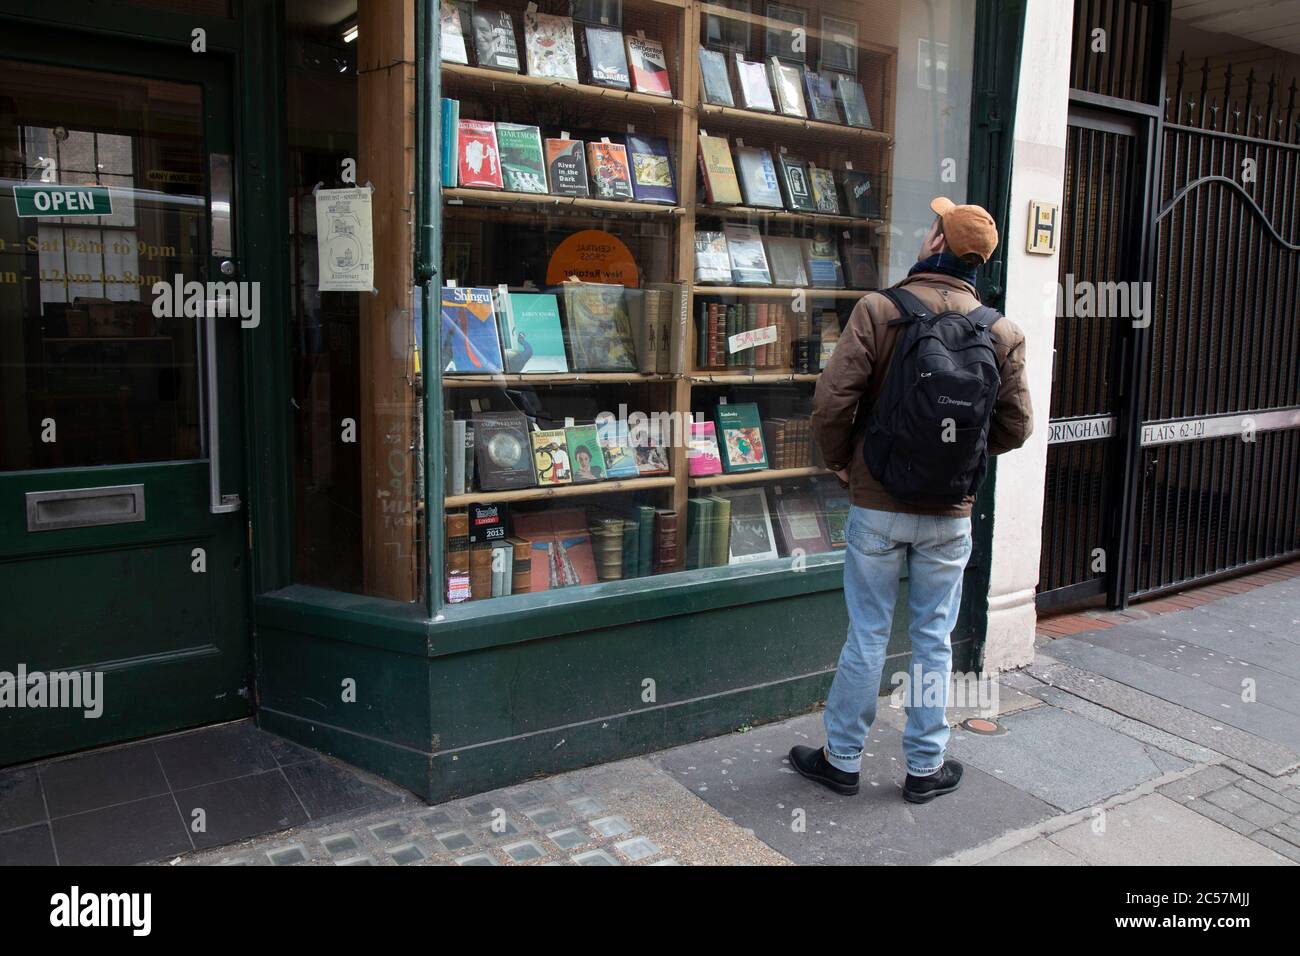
[{"xmin": 1039, "ymin": 0, "xmax": 1300, "ymax": 608}]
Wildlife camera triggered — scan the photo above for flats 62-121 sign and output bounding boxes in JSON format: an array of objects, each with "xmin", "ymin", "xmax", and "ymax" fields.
[{"xmin": 13, "ymin": 184, "xmax": 113, "ymax": 218}]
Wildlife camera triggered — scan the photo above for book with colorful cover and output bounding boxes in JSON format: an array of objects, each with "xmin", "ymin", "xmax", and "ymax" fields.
[
  {"xmin": 544, "ymin": 138, "xmax": 590, "ymax": 196},
  {"xmin": 562, "ymin": 281, "xmax": 638, "ymax": 370},
  {"xmin": 714, "ymin": 402, "xmax": 769, "ymax": 473},
  {"xmin": 808, "ymin": 165, "xmax": 840, "ymax": 214},
  {"xmin": 815, "ymin": 477, "xmax": 851, "ymax": 549},
  {"xmin": 496, "ymin": 290, "xmax": 568, "ymax": 373},
  {"xmin": 723, "ymin": 222, "xmax": 773, "ymax": 286},
  {"xmin": 513, "ymin": 508, "xmax": 598, "ymax": 591},
  {"xmin": 734, "ymin": 55, "xmax": 775, "ymax": 111},
  {"xmin": 624, "ymin": 133, "xmax": 677, "ymax": 205},
  {"xmin": 697, "ymin": 134, "xmax": 742, "ymax": 205},
  {"xmin": 583, "ymin": 23, "xmax": 630, "ymax": 88},
  {"xmin": 804, "ymin": 233, "xmax": 846, "ymax": 288},
  {"xmin": 524, "ymin": 11, "xmax": 578, "ymax": 80},
  {"xmin": 698, "ymin": 47, "xmax": 735, "ymax": 106},
  {"xmin": 625, "ymin": 34, "xmax": 672, "ymax": 97},
  {"xmin": 531, "ymin": 428, "xmax": 573, "ymax": 485},
  {"xmin": 840, "ymin": 238, "xmax": 879, "ymax": 290},
  {"xmin": 457, "ymin": 118, "xmax": 503, "ymax": 188},
  {"xmin": 735, "ymin": 146, "xmax": 783, "ymax": 209},
  {"xmin": 495, "ymin": 122, "xmax": 548, "ymax": 194},
  {"xmin": 596, "ymin": 415, "xmax": 640, "ymax": 478},
  {"xmin": 440, "ymin": 0, "xmax": 469, "ymax": 64},
  {"xmin": 440, "ymin": 98, "xmax": 460, "ymax": 188},
  {"xmin": 441, "ymin": 286, "xmax": 504, "ymax": 373},
  {"xmin": 564, "ymin": 424, "xmax": 607, "ymax": 482},
  {"xmin": 688, "ymin": 420, "xmax": 724, "ymax": 476},
  {"xmin": 769, "ymin": 57, "xmax": 807, "ymax": 117},
  {"xmin": 585, "ymin": 140, "xmax": 634, "ymax": 199},
  {"xmin": 803, "ymin": 69, "xmax": 841, "ymax": 123},
  {"xmin": 632, "ymin": 431, "xmax": 671, "ymax": 475},
  {"xmin": 471, "ymin": 8, "xmax": 520, "ymax": 71}
]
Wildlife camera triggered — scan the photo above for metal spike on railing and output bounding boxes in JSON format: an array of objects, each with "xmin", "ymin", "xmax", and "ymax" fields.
[
  {"xmin": 1264, "ymin": 73, "xmax": 1277, "ymax": 141},
  {"xmin": 1286, "ymin": 78, "xmax": 1297, "ymax": 145},
  {"xmin": 1199, "ymin": 57, "xmax": 1212, "ymax": 128},
  {"xmin": 1174, "ymin": 52, "xmax": 1187, "ymax": 123}
]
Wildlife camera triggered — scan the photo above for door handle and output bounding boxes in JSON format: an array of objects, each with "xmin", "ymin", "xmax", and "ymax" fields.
[{"xmin": 204, "ymin": 302, "xmax": 241, "ymax": 515}]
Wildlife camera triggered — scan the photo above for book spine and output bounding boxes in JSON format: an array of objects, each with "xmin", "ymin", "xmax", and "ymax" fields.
[
  {"xmin": 697, "ymin": 299, "xmax": 709, "ymax": 370},
  {"xmin": 469, "ymin": 542, "xmax": 493, "ymax": 601},
  {"xmin": 653, "ymin": 510, "xmax": 679, "ymax": 574},
  {"xmin": 757, "ymin": 302, "xmax": 768, "ymax": 367},
  {"xmin": 445, "ymin": 512, "xmax": 471, "ymax": 603}
]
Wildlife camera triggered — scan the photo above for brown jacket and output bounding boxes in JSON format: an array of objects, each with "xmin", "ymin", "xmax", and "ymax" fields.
[{"xmin": 811, "ymin": 272, "xmax": 1033, "ymax": 517}]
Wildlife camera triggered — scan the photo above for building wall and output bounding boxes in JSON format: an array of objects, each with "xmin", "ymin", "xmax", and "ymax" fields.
[{"xmin": 982, "ymin": 0, "xmax": 1075, "ymax": 671}]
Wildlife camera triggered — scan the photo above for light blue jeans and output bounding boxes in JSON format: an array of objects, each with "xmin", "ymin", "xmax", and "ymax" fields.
[{"xmin": 823, "ymin": 506, "xmax": 972, "ymax": 777}]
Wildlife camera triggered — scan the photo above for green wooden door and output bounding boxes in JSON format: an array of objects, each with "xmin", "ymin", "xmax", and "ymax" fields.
[{"xmin": 0, "ymin": 28, "xmax": 251, "ymax": 764}]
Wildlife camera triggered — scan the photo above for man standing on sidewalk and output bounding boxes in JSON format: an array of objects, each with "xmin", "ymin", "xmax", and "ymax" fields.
[{"xmin": 792, "ymin": 198, "xmax": 1033, "ymax": 803}]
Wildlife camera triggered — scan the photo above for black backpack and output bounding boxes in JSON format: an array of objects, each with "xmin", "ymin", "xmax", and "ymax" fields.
[{"xmin": 861, "ymin": 287, "xmax": 1002, "ymax": 506}]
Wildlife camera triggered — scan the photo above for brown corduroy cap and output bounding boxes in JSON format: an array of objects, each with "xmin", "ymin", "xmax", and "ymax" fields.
[{"xmin": 930, "ymin": 197, "xmax": 999, "ymax": 264}]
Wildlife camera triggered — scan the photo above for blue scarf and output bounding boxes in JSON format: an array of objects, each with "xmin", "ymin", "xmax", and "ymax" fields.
[{"xmin": 908, "ymin": 251, "xmax": 978, "ymax": 287}]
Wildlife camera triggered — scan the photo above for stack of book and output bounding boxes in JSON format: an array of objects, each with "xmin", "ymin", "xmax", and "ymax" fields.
[{"xmin": 763, "ymin": 417, "xmax": 815, "ymax": 470}]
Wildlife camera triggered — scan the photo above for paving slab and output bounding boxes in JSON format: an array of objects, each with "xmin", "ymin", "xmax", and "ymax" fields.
[
  {"xmin": 1026, "ymin": 662, "xmax": 1300, "ymax": 776},
  {"xmin": 946, "ymin": 705, "xmax": 1189, "ymax": 812},
  {"xmin": 1046, "ymin": 793, "xmax": 1293, "ymax": 866},
  {"xmin": 1045, "ymin": 637, "xmax": 1300, "ymax": 753},
  {"xmin": 651, "ymin": 712, "xmax": 1057, "ymax": 865},
  {"xmin": 978, "ymin": 837, "xmax": 1087, "ymax": 866},
  {"xmin": 1032, "ymin": 685, "xmax": 1224, "ymax": 765}
]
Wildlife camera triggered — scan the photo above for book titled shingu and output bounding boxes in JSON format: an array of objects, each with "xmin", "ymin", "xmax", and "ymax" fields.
[{"xmin": 441, "ymin": 286, "xmax": 504, "ymax": 373}]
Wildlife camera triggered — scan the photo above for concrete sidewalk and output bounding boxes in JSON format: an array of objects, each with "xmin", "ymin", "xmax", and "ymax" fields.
[{"xmin": 174, "ymin": 575, "xmax": 1300, "ymax": 866}]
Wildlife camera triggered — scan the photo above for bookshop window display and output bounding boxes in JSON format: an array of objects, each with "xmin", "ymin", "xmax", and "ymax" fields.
[{"xmin": 437, "ymin": 0, "xmax": 977, "ymax": 607}]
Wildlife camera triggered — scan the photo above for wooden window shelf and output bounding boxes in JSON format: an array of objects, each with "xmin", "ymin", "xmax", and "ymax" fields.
[
  {"xmin": 445, "ymin": 475, "xmax": 677, "ymax": 507},
  {"xmin": 688, "ymin": 466, "xmax": 829, "ymax": 489}
]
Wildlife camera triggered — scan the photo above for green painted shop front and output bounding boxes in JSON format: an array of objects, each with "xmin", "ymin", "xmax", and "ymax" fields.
[{"xmin": 1, "ymin": 0, "xmax": 1025, "ymax": 802}]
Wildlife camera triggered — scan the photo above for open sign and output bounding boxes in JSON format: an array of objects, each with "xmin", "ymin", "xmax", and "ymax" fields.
[{"xmin": 13, "ymin": 184, "xmax": 113, "ymax": 217}]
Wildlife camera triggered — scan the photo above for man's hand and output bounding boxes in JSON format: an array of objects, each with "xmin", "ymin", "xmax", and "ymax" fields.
[{"xmin": 834, "ymin": 468, "xmax": 850, "ymax": 485}]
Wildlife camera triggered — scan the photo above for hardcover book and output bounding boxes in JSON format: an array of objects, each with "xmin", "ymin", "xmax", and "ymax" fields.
[
  {"xmin": 803, "ymin": 69, "xmax": 841, "ymax": 123},
  {"xmin": 496, "ymin": 290, "xmax": 568, "ymax": 373},
  {"xmin": 688, "ymin": 421, "xmax": 724, "ymax": 476},
  {"xmin": 735, "ymin": 146, "xmax": 783, "ymax": 209},
  {"xmin": 471, "ymin": 8, "xmax": 520, "ymax": 71},
  {"xmin": 776, "ymin": 153, "xmax": 817, "ymax": 211},
  {"xmin": 514, "ymin": 509, "xmax": 597, "ymax": 590},
  {"xmin": 440, "ymin": 0, "xmax": 469, "ymax": 65},
  {"xmin": 441, "ymin": 286, "xmax": 505, "ymax": 372},
  {"xmin": 698, "ymin": 47, "xmax": 735, "ymax": 106},
  {"xmin": 815, "ymin": 478, "xmax": 851, "ymax": 549},
  {"xmin": 804, "ymin": 233, "xmax": 846, "ymax": 288},
  {"xmin": 764, "ymin": 2, "xmax": 807, "ymax": 62},
  {"xmin": 531, "ymin": 428, "xmax": 573, "ymax": 485},
  {"xmin": 723, "ymin": 222, "xmax": 773, "ymax": 285},
  {"xmin": 585, "ymin": 140, "xmax": 635, "ymax": 199},
  {"xmin": 769, "ymin": 57, "xmax": 807, "ymax": 117},
  {"xmin": 565, "ymin": 424, "xmax": 607, "ymax": 482},
  {"xmin": 625, "ymin": 34, "xmax": 672, "ymax": 97},
  {"xmin": 714, "ymin": 402, "xmax": 769, "ymax": 472},
  {"xmin": 625, "ymin": 133, "xmax": 677, "ymax": 204},
  {"xmin": 562, "ymin": 281, "xmax": 638, "ymax": 370},
  {"xmin": 495, "ymin": 122, "xmax": 548, "ymax": 194},
  {"xmin": 840, "ymin": 238, "xmax": 879, "ymax": 290},
  {"xmin": 544, "ymin": 138, "xmax": 590, "ymax": 196},
  {"xmin": 765, "ymin": 235, "xmax": 810, "ymax": 287},
  {"xmin": 715, "ymin": 487, "xmax": 779, "ymax": 564},
  {"xmin": 473, "ymin": 411, "xmax": 535, "ymax": 490},
  {"xmin": 697, "ymin": 134, "xmax": 742, "ymax": 205},
  {"xmin": 440, "ymin": 98, "xmax": 460, "ymax": 188},
  {"xmin": 456, "ymin": 118, "xmax": 503, "ymax": 189},
  {"xmin": 694, "ymin": 231, "xmax": 732, "ymax": 284},
  {"xmin": 808, "ymin": 165, "xmax": 841, "ymax": 214},
  {"xmin": 770, "ymin": 485, "xmax": 832, "ymax": 556},
  {"xmin": 836, "ymin": 75, "xmax": 873, "ymax": 128},
  {"xmin": 583, "ymin": 23, "xmax": 630, "ymax": 88},
  {"xmin": 707, "ymin": 494, "xmax": 732, "ymax": 567},
  {"xmin": 524, "ymin": 11, "xmax": 579, "ymax": 80},
  {"xmin": 596, "ymin": 416, "xmax": 640, "ymax": 478},
  {"xmin": 445, "ymin": 512, "xmax": 471, "ymax": 602},
  {"xmin": 652, "ymin": 508, "xmax": 679, "ymax": 573},
  {"xmin": 839, "ymin": 169, "xmax": 881, "ymax": 218},
  {"xmin": 734, "ymin": 55, "xmax": 776, "ymax": 112}
]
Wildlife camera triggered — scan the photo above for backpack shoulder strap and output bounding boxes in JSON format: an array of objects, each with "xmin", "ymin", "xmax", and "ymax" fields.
[
  {"xmin": 880, "ymin": 287, "xmax": 932, "ymax": 327},
  {"xmin": 967, "ymin": 304, "xmax": 1003, "ymax": 343}
]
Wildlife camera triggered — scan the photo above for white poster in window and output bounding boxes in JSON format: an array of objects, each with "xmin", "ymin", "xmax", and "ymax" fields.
[{"xmin": 314, "ymin": 186, "xmax": 374, "ymax": 292}]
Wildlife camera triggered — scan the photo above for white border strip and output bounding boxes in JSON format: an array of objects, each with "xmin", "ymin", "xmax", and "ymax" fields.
[{"xmin": 1140, "ymin": 407, "xmax": 1300, "ymax": 447}]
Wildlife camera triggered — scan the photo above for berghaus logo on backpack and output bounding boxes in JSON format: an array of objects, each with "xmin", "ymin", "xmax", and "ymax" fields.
[{"xmin": 864, "ymin": 287, "xmax": 1001, "ymax": 506}]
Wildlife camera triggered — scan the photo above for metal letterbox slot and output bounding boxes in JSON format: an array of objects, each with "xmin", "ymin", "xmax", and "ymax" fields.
[{"xmin": 25, "ymin": 484, "xmax": 146, "ymax": 532}]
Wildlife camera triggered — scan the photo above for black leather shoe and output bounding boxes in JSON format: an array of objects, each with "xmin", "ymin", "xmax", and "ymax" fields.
[
  {"xmin": 903, "ymin": 759, "xmax": 963, "ymax": 803},
  {"xmin": 789, "ymin": 745, "xmax": 859, "ymax": 795}
]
